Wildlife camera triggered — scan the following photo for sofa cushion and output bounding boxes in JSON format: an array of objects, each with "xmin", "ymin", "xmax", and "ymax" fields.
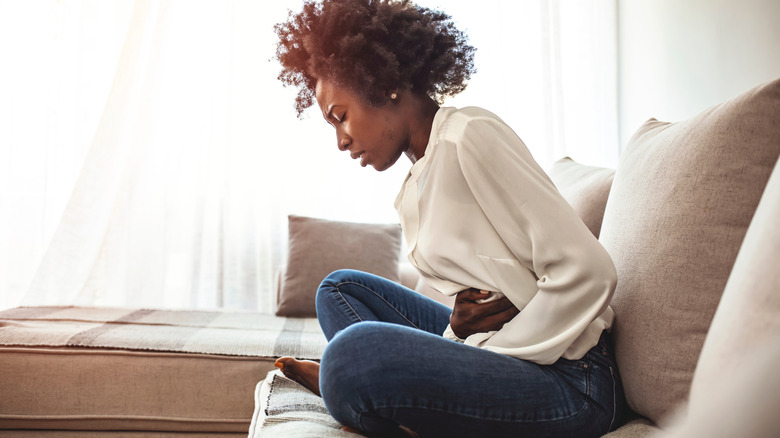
[
  {"xmin": 0, "ymin": 432, "xmax": 242, "ymax": 437},
  {"xmin": 548, "ymin": 156, "xmax": 615, "ymax": 238},
  {"xmin": 277, "ymin": 215, "xmax": 403, "ymax": 317},
  {"xmin": 0, "ymin": 306, "xmax": 327, "ymax": 433},
  {"xmin": 598, "ymin": 78, "xmax": 780, "ymax": 423},
  {"xmin": 661, "ymin": 342, "xmax": 780, "ymax": 438},
  {"xmin": 661, "ymin": 157, "xmax": 780, "ymax": 437}
]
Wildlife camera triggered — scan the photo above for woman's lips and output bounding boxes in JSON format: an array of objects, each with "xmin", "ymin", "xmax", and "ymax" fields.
[{"xmin": 351, "ymin": 151, "xmax": 367, "ymax": 166}]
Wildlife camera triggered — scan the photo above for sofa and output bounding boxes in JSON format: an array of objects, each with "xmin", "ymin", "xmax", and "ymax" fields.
[
  {"xmin": 249, "ymin": 77, "xmax": 780, "ymax": 437},
  {"xmin": 1, "ymin": 78, "xmax": 778, "ymax": 437}
]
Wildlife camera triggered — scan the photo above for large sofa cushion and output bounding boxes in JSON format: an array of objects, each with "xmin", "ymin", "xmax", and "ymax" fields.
[
  {"xmin": 277, "ymin": 215, "xmax": 403, "ymax": 317},
  {"xmin": 548, "ymin": 156, "xmax": 615, "ymax": 238},
  {"xmin": 598, "ymin": 78, "xmax": 780, "ymax": 423},
  {"xmin": 688, "ymin": 157, "xmax": 780, "ymax": 401},
  {"xmin": 660, "ymin": 342, "xmax": 780, "ymax": 438},
  {"xmin": 0, "ymin": 306, "xmax": 327, "ymax": 434},
  {"xmin": 661, "ymin": 157, "xmax": 780, "ymax": 437}
]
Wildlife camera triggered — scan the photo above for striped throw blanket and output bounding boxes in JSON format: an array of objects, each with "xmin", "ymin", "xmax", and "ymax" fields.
[
  {"xmin": 250, "ymin": 370, "xmax": 349, "ymax": 438},
  {"xmin": 0, "ymin": 306, "xmax": 327, "ymax": 359}
]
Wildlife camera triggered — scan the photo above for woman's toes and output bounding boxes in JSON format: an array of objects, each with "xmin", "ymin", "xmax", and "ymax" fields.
[
  {"xmin": 273, "ymin": 356, "xmax": 321, "ymax": 396},
  {"xmin": 274, "ymin": 356, "xmax": 294, "ymax": 370}
]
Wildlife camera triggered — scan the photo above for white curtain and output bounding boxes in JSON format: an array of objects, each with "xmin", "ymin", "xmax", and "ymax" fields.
[
  {"xmin": 430, "ymin": 0, "xmax": 620, "ymax": 169},
  {"xmin": 0, "ymin": 0, "xmax": 618, "ymax": 312}
]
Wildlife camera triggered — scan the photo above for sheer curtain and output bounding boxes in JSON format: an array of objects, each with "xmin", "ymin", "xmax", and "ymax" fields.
[
  {"xmin": 423, "ymin": 0, "xmax": 619, "ymax": 169},
  {"xmin": 0, "ymin": 0, "xmax": 618, "ymax": 312}
]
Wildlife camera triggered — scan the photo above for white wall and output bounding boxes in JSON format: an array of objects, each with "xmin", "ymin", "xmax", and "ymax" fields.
[{"xmin": 617, "ymin": 0, "xmax": 780, "ymax": 148}]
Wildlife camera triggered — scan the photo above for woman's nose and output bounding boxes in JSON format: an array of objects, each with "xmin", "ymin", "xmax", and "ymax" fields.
[{"xmin": 338, "ymin": 134, "xmax": 351, "ymax": 151}]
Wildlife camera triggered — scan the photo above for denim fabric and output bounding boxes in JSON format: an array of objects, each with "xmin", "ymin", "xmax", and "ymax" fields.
[{"xmin": 315, "ymin": 269, "xmax": 625, "ymax": 438}]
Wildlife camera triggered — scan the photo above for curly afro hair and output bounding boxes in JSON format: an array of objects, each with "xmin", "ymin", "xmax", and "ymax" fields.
[{"xmin": 274, "ymin": 0, "xmax": 476, "ymax": 117}]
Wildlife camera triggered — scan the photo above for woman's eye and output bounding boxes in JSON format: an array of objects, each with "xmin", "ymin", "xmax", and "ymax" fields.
[{"xmin": 337, "ymin": 113, "xmax": 346, "ymax": 123}]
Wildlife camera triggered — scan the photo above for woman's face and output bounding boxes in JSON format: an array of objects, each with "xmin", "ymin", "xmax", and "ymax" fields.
[{"xmin": 314, "ymin": 79, "xmax": 410, "ymax": 172}]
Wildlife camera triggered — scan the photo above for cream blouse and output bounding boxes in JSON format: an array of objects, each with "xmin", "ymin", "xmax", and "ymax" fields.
[{"xmin": 394, "ymin": 107, "xmax": 616, "ymax": 365}]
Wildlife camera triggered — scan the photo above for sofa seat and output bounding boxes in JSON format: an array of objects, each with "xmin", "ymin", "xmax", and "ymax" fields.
[{"xmin": 0, "ymin": 306, "xmax": 326, "ymax": 435}]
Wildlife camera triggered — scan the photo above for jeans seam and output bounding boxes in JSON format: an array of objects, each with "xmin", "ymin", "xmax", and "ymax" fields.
[
  {"xmin": 336, "ymin": 280, "xmax": 421, "ymax": 330},
  {"xmin": 364, "ymin": 399, "xmax": 593, "ymax": 425},
  {"xmin": 585, "ymin": 361, "xmax": 592, "ymax": 400},
  {"xmin": 608, "ymin": 366, "xmax": 617, "ymax": 432},
  {"xmin": 356, "ymin": 410, "xmax": 367, "ymax": 432},
  {"xmin": 335, "ymin": 290, "xmax": 364, "ymax": 323}
]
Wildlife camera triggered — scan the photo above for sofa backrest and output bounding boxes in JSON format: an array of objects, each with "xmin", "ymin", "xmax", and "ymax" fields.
[{"xmin": 598, "ymin": 78, "xmax": 780, "ymax": 424}]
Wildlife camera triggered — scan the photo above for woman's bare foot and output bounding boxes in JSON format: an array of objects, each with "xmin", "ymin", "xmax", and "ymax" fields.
[
  {"xmin": 275, "ymin": 358, "xmax": 419, "ymax": 438},
  {"xmin": 274, "ymin": 356, "xmax": 321, "ymax": 396}
]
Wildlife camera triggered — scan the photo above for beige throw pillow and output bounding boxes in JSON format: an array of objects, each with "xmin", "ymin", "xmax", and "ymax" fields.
[
  {"xmin": 548, "ymin": 157, "xmax": 615, "ymax": 238},
  {"xmin": 276, "ymin": 215, "xmax": 403, "ymax": 317},
  {"xmin": 598, "ymin": 78, "xmax": 780, "ymax": 423}
]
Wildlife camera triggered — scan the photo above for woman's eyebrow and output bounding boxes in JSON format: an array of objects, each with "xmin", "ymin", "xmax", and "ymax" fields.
[
  {"xmin": 321, "ymin": 105, "xmax": 335, "ymax": 125},
  {"xmin": 324, "ymin": 105, "xmax": 342, "ymax": 123}
]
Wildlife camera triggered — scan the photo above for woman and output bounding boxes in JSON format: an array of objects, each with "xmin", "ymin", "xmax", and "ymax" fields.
[{"xmin": 273, "ymin": 1, "xmax": 625, "ymax": 437}]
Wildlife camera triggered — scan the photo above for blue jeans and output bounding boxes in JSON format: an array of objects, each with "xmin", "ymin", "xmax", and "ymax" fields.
[{"xmin": 316, "ymin": 269, "xmax": 625, "ymax": 438}]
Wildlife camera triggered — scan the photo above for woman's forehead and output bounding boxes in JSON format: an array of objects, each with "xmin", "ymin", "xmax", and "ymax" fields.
[
  {"xmin": 315, "ymin": 78, "xmax": 345, "ymax": 100},
  {"xmin": 314, "ymin": 79, "xmax": 336, "ymax": 115},
  {"xmin": 315, "ymin": 79, "xmax": 359, "ymax": 109}
]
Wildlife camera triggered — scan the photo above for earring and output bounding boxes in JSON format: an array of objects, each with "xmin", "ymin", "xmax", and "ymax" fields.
[{"xmin": 390, "ymin": 92, "xmax": 398, "ymax": 100}]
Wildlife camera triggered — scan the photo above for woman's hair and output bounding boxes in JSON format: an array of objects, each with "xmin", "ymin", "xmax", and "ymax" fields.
[{"xmin": 274, "ymin": 0, "xmax": 476, "ymax": 117}]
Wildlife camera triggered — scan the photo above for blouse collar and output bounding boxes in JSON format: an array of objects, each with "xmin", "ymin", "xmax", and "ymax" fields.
[{"xmin": 408, "ymin": 107, "xmax": 456, "ymax": 182}]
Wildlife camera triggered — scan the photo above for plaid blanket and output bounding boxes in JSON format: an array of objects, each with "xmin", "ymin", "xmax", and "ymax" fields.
[
  {"xmin": 0, "ymin": 306, "xmax": 327, "ymax": 359},
  {"xmin": 250, "ymin": 370, "xmax": 349, "ymax": 438}
]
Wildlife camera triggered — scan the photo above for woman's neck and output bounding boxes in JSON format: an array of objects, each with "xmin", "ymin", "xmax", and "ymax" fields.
[{"xmin": 404, "ymin": 93, "xmax": 440, "ymax": 164}]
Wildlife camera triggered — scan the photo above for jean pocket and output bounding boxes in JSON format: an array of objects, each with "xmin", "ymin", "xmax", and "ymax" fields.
[
  {"xmin": 548, "ymin": 357, "xmax": 593, "ymax": 419},
  {"xmin": 554, "ymin": 357, "xmax": 592, "ymax": 393}
]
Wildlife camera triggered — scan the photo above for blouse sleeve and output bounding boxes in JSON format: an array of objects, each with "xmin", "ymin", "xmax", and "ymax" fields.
[{"xmin": 454, "ymin": 111, "xmax": 617, "ymax": 364}]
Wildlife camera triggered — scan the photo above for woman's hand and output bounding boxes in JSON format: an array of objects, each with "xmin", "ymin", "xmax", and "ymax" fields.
[{"xmin": 449, "ymin": 288, "xmax": 520, "ymax": 339}]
